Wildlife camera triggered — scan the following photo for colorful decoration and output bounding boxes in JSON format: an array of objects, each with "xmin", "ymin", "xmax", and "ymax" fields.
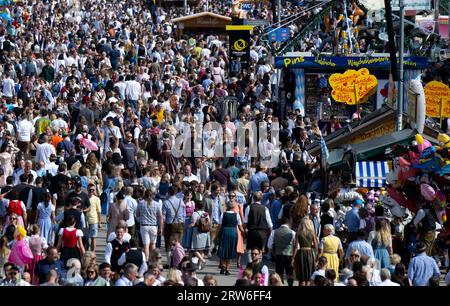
[
  {"xmin": 424, "ymin": 81, "xmax": 450, "ymax": 118},
  {"xmin": 329, "ymin": 68, "xmax": 378, "ymax": 105},
  {"xmin": 8, "ymin": 226, "xmax": 33, "ymax": 267}
]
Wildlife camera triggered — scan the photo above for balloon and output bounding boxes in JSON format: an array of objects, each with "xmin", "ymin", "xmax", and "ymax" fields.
[
  {"xmin": 420, "ymin": 184, "xmax": 435, "ymax": 201},
  {"xmin": 0, "ymin": 11, "xmax": 13, "ymax": 22},
  {"xmin": 80, "ymin": 138, "xmax": 99, "ymax": 151},
  {"xmin": 387, "ymin": 186, "xmax": 407, "ymax": 207},
  {"xmin": 380, "ymin": 195, "xmax": 405, "ymax": 218}
]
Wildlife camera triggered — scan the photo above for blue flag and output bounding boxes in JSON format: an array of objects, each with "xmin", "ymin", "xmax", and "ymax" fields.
[{"xmin": 320, "ymin": 136, "xmax": 329, "ymax": 160}]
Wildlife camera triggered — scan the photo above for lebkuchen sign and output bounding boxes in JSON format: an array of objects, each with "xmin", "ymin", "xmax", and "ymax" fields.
[
  {"xmin": 328, "ymin": 68, "xmax": 378, "ymax": 105},
  {"xmin": 424, "ymin": 81, "xmax": 450, "ymax": 118}
]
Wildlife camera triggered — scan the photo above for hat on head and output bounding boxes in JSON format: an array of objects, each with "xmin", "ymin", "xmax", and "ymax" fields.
[
  {"xmin": 415, "ymin": 242, "xmax": 427, "ymax": 253},
  {"xmin": 353, "ymin": 198, "xmax": 363, "ymax": 207},
  {"xmin": 183, "ymin": 262, "xmax": 197, "ymax": 272}
]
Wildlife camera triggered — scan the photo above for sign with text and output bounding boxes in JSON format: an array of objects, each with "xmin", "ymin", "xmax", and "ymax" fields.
[
  {"xmin": 424, "ymin": 81, "xmax": 450, "ymax": 118},
  {"xmin": 227, "ymin": 25, "xmax": 253, "ymax": 71},
  {"xmin": 275, "ymin": 55, "xmax": 428, "ymax": 70},
  {"xmin": 329, "ymin": 68, "xmax": 378, "ymax": 105}
]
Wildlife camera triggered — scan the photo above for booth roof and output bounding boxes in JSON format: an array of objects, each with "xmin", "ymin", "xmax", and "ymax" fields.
[
  {"xmin": 171, "ymin": 12, "xmax": 232, "ymax": 23},
  {"xmin": 328, "ymin": 129, "xmax": 416, "ymax": 167}
]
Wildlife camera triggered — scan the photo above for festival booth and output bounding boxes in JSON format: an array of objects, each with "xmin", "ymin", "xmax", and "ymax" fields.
[
  {"xmin": 274, "ymin": 53, "xmax": 428, "ymax": 120},
  {"xmin": 171, "ymin": 12, "xmax": 232, "ymax": 38}
]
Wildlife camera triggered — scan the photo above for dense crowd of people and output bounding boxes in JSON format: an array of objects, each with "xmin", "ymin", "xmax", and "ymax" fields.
[{"xmin": 0, "ymin": 0, "xmax": 448, "ymax": 287}]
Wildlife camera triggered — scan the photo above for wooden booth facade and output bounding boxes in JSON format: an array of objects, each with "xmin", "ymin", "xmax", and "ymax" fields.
[{"xmin": 171, "ymin": 12, "xmax": 232, "ymax": 38}]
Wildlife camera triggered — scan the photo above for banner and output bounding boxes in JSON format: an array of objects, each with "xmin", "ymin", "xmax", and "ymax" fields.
[
  {"xmin": 275, "ymin": 55, "xmax": 428, "ymax": 70},
  {"xmin": 227, "ymin": 25, "xmax": 252, "ymax": 71},
  {"xmin": 424, "ymin": 81, "xmax": 450, "ymax": 118},
  {"xmin": 268, "ymin": 28, "xmax": 290, "ymax": 43},
  {"xmin": 328, "ymin": 68, "xmax": 378, "ymax": 105}
]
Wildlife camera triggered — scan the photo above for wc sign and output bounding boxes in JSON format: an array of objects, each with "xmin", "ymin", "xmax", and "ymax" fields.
[{"xmin": 240, "ymin": 2, "xmax": 252, "ymax": 10}]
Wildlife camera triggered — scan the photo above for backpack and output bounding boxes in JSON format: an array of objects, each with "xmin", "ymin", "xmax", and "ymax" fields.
[{"xmin": 197, "ymin": 212, "xmax": 211, "ymax": 233}]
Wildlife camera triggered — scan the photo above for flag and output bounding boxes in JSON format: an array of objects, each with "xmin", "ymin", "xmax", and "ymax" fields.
[{"xmin": 320, "ymin": 136, "xmax": 329, "ymax": 161}]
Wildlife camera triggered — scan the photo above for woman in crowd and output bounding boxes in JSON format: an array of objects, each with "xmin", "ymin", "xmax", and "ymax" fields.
[
  {"xmin": 290, "ymin": 195, "xmax": 308, "ymax": 232},
  {"xmin": 106, "ymin": 190, "xmax": 129, "ymax": 237},
  {"xmin": 57, "ymin": 215, "xmax": 85, "ymax": 266},
  {"xmin": 368, "ymin": 219, "xmax": 393, "ymax": 269},
  {"xmin": 216, "ymin": 201, "xmax": 244, "ymax": 275},
  {"xmin": 27, "ymin": 224, "xmax": 48, "ymax": 285},
  {"xmin": 182, "ymin": 190, "xmax": 196, "ymax": 250},
  {"xmin": 230, "ymin": 191, "xmax": 245, "ymax": 268},
  {"xmin": 137, "ymin": 188, "xmax": 163, "ymax": 260},
  {"xmin": 189, "ymin": 200, "xmax": 209, "ymax": 268},
  {"xmin": 3, "ymin": 190, "xmax": 27, "ymax": 229},
  {"xmin": 318, "ymin": 224, "xmax": 343, "ymax": 282},
  {"xmin": 293, "ymin": 218, "xmax": 318, "ymax": 286},
  {"xmin": 36, "ymin": 192, "xmax": 55, "ymax": 246}
]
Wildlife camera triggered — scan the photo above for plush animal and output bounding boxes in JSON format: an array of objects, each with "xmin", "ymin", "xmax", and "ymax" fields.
[
  {"xmin": 398, "ymin": 157, "xmax": 417, "ymax": 182},
  {"xmin": 415, "ymin": 134, "xmax": 432, "ymax": 153},
  {"xmin": 437, "ymin": 133, "xmax": 450, "ymax": 148}
]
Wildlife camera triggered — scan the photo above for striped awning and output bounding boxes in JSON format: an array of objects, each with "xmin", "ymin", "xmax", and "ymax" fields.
[{"xmin": 356, "ymin": 161, "xmax": 390, "ymax": 188}]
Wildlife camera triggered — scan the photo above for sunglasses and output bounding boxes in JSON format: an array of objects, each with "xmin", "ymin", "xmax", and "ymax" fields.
[
  {"xmin": 351, "ymin": 254, "xmax": 360, "ymax": 258},
  {"xmin": 230, "ymin": 194, "xmax": 236, "ymax": 198},
  {"xmin": 87, "ymin": 271, "xmax": 95, "ymax": 274},
  {"xmin": 10, "ymin": 218, "xmax": 17, "ymax": 220},
  {"xmin": 10, "ymin": 271, "xmax": 18, "ymax": 275}
]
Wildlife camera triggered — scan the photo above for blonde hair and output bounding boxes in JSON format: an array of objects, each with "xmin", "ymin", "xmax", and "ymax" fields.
[
  {"xmin": 390, "ymin": 254, "xmax": 401, "ymax": 265},
  {"xmin": 166, "ymin": 268, "xmax": 181, "ymax": 284},
  {"xmin": 376, "ymin": 219, "xmax": 392, "ymax": 247},
  {"xmin": 242, "ymin": 268, "xmax": 253, "ymax": 280}
]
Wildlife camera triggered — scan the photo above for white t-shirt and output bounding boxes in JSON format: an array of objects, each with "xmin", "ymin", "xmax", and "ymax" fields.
[
  {"xmin": 125, "ymin": 80, "xmax": 141, "ymax": 100},
  {"xmin": 17, "ymin": 119, "xmax": 35, "ymax": 142},
  {"xmin": 2, "ymin": 78, "xmax": 15, "ymax": 98},
  {"xmin": 51, "ymin": 118, "xmax": 68, "ymax": 131},
  {"xmin": 44, "ymin": 162, "xmax": 59, "ymax": 176},
  {"xmin": 35, "ymin": 143, "xmax": 56, "ymax": 164},
  {"xmin": 379, "ymin": 279, "xmax": 400, "ymax": 286},
  {"xmin": 310, "ymin": 269, "xmax": 326, "ymax": 281}
]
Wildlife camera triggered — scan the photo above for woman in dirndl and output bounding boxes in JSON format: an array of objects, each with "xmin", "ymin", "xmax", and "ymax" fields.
[
  {"xmin": 182, "ymin": 190, "xmax": 195, "ymax": 249},
  {"xmin": 216, "ymin": 202, "xmax": 244, "ymax": 276},
  {"xmin": 318, "ymin": 224, "xmax": 343, "ymax": 282}
]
